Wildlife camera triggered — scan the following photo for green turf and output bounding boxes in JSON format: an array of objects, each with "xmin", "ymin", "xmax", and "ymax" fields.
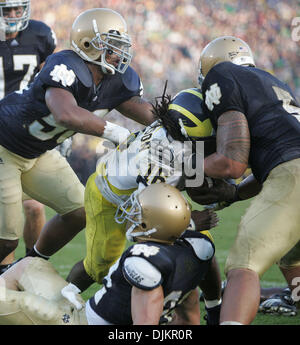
[{"xmin": 15, "ymin": 200, "xmax": 300, "ymax": 325}]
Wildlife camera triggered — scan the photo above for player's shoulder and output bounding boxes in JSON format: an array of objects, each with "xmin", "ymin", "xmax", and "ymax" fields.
[
  {"xmin": 27, "ymin": 19, "xmax": 53, "ymax": 37},
  {"xmin": 42, "ymin": 50, "xmax": 92, "ymax": 87},
  {"xmin": 205, "ymin": 62, "xmax": 241, "ymax": 84},
  {"xmin": 179, "ymin": 230, "xmax": 215, "ymax": 261},
  {"xmin": 122, "ymin": 242, "xmax": 172, "ymax": 290},
  {"xmin": 119, "ymin": 65, "xmax": 141, "ymax": 92}
]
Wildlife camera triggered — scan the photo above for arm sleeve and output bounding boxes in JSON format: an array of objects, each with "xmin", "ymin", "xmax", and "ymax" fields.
[{"xmin": 37, "ymin": 56, "xmax": 77, "ymax": 94}]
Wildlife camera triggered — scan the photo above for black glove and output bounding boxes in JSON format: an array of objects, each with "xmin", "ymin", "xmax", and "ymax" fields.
[{"xmin": 186, "ymin": 177, "xmax": 240, "ymax": 206}]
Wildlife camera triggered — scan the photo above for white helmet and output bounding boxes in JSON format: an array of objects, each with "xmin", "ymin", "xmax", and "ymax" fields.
[{"xmin": 0, "ymin": 0, "xmax": 30, "ymax": 34}]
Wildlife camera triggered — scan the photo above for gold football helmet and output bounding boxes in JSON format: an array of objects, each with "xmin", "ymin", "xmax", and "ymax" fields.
[
  {"xmin": 70, "ymin": 8, "xmax": 132, "ymax": 74},
  {"xmin": 0, "ymin": 0, "xmax": 30, "ymax": 33},
  {"xmin": 198, "ymin": 36, "xmax": 255, "ymax": 83},
  {"xmin": 115, "ymin": 183, "xmax": 191, "ymax": 244}
]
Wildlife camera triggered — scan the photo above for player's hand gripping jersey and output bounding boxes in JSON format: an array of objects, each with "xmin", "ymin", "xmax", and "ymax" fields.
[
  {"xmin": 202, "ymin": 62, "xmax": 300, "ymax": 183},
  {"xmin": 0, "ymin": 50, "xmax": 142, "ymax": 158}
]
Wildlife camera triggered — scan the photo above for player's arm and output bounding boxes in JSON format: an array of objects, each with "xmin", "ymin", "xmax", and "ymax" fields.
[
  {"xmin": 204, "ymin": 110, "xmax": 250, "ymax": 179},
  {"xmin": 116, "ymin": 96, "xmax": 155, "ymax": 126},
  {"xmin": 169, "ymin": 289, "xmax": 201, "ymax": 325},
  {"xmin": 131, "ymin": 285, "xmax": 164, "ymax": 325},
  {"xmin": 237, "ymin": 173, "xmax": 262, "ymax": 199},
  {"xmin": 45, "ymin": 87, "xmax": 129, "ymax": 143}
]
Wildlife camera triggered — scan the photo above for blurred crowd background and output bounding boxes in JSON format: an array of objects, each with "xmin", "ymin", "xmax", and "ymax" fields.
[{"xmin": 31, "ymin": 0, "xmax": 299, "ymax": 183}]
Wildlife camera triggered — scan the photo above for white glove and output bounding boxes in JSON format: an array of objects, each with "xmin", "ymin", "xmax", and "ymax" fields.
[
  {"xmin": 102, "ymin": 121, "xmax": 130, "ymax": 145},
  {"xmin": 61, "ymin": 283, "xmax": 83, "ymax": 310}
]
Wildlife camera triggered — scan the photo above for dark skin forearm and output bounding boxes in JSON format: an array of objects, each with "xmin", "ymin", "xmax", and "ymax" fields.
[
  {"xmin": 116, "ymin": 96, "xmax": 155, "ymax": 126},
  {"xmin": 45, "ymin": 88, "xmax": 107, "ymax": 136},
  {"xmin": 204, "ymin": 111, "xmax": 250, "ymax": 179},
  {"xmin": 237, "ymin": 173, "xmax": 262, "ymax": 200}
]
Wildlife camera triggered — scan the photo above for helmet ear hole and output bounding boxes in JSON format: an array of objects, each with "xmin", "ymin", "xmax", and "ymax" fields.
[{"xmin": 81, "ymin": 37, "xmax": 92, "ymax": 50}]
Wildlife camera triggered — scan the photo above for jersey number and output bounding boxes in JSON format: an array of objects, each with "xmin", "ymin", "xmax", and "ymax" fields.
[
  {"xmin": 273, "ymin": 86, "xmax": 300, "ymax": 121},
  {"xmin": 28, "ymin": 114, "xmax": 75, "ymax": 143},
  {"xmin": 0, "ymin": 55, "xmax": 37, "ymax": 99}
]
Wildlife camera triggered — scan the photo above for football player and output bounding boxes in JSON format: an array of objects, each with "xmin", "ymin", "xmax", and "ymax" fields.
[
  {"xmin": 0, "ymin": 0, "xmax": 56, "ymax": 272},
  {"xmin": 0, "ymin": 8, "xmax": 155, "ymax": 265},
  {"xmin": 65, "ymin": 87, "xmax": 238, "ymax": 325},
  {"xmin": 197, "ymin": 35, "xmax": 300, "ymax": 324},
  {"xmin": 0, "ymin": 184, "xmax": 219, "ymax": 325}
]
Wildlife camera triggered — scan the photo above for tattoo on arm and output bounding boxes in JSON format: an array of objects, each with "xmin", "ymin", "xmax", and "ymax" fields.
[{"xmin": 217, "ymin": 111, "xmax": 250, "ymax": 165}]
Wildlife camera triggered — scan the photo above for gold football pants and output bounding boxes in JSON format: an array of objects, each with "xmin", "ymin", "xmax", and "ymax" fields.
[
  {"xmin": 0, "ymin": 146, "xmax": 84, "ymax": 240},
  {"xmin": 225, "ymin": 158, "xmax": 300, "ymax": 276}
]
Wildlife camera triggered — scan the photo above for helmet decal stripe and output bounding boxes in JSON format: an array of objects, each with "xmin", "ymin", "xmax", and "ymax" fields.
[
  {"xmin": 168, "ymin": 103, "xmax": 212, "ymax": 137},
  {"xmin": 181, "ymin": 89, "xmax": 203, "ymax": 100}
]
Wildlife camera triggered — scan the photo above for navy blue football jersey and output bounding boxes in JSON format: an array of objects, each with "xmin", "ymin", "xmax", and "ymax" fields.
[
  {"xmin": 0, "ymin": 19, "xmax": 56, "ymax": 99},
  {"xmin": 0, "ymin": 50, "xmax": 142, "ymax": 158},
  {"xmin": 202, "ymin": 62, "xmax": 300, "ymax": 183},
  {"xmin": 88, "ymin": 231, "xmax": 214, "ymax": 325}
]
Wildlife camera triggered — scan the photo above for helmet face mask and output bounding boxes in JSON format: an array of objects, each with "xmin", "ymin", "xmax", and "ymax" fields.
[
  {"xmin": 0, "ymin": 0, "xmax": 30, "ymax": 34},
  {"xmin": 198, "ymin": 35, "xmax": 256, "ymax": 82},
  {"xmin": 115, "ymin": 184, "xmax": 191, "ymax": 244},
  {"xmin": 91, "ymin": 30, "xmax": 132, "ymax": 74},
  {"xmin": 70, "ymin": 8, "xmax": 132, "ymax": 75}
]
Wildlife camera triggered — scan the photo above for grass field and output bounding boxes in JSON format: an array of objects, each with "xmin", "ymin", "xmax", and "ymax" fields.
[{"xmin": 15, "ymin": 198, "xmax": 299, "ymax": 325}]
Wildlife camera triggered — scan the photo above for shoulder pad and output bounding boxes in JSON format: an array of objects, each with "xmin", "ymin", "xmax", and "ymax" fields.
[
  {"xmin": 43, "ymin": 50, "xmax": 92, "ymax": 88},
  {"xmin": 123, "ymin": 256, "xmax": 162, "ymax": 290},
  {"xmin": 184, "ymin": 237, "xmax": 214, "ymax": 261},
  {"xmin": 121, "ymin": 66, "xmax": 141, "ymax": 93},
  {"xmin": 27, "ymin": 20, "xmax": 52, "ymax": 37},
  {"xmin": 210, "ymin": 61, "xmax": 237, "ymax": 76}
]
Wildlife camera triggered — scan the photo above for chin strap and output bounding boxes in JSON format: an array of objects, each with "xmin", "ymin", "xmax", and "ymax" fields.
[{"xmin": 126, "ymin": 225, "xmax": 157, "ymax": 242}]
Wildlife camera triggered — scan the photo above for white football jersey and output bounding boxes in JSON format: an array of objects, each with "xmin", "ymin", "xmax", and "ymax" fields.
[{"xmin": 99, "ymin": 121, "xmax": 189, "ymax": 191}]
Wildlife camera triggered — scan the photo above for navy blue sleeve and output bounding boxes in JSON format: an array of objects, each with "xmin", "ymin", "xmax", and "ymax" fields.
[
  {"xmin": 202, "ymin": 62, "xmax": 246, "ymax": 123},
  {"xmin": 37, "ymin": 54, "xmax": 77, "ymax": 93}
]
